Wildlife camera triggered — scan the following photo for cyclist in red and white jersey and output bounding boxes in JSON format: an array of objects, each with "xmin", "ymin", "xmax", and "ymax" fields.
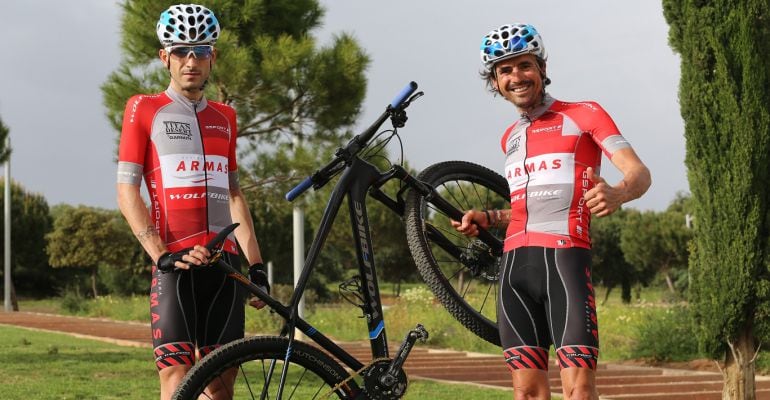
[
  {"xmin": 452, "ymin": 23, "xmax": 651, "ymax": 400},
  {"xmin": 116, "ymin": 4, "xmax": 269, "ymax": 400}
]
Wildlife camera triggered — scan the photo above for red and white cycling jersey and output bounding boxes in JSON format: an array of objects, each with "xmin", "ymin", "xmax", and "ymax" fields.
[
  {"xmin": 117, "ymin": 87, "xmax": 239, "ymax": 254},
  {"xmin": 500, "ymin": 94, "xmax": 631, "ymax": 251}
]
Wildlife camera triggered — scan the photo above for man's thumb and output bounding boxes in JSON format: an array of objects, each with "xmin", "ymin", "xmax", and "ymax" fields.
[{"xmin": 587, "ymin": 167, "xmax": 604, "ymax": 183}]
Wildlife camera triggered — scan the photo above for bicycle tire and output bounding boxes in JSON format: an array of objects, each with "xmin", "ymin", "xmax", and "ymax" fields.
[
  {"xmin": 404, "ymin": 161, "xmax": 508, "ymax": 346},
  {"xmin": 173, "ymin": 336, "xmax": 361, "ymax": 399}
]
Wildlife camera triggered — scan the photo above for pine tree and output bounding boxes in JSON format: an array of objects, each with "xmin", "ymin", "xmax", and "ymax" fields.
[
  {"xmin": 662, "ymin": 1, "xmax": 770, "ymax": 398},
  {"xmin": 102, "ymin": 0, "xmax": 369, "ymax": 144}
]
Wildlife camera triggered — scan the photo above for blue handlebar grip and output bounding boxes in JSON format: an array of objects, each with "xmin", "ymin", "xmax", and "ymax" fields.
[
  {"xmin": 389, "ymin": 81, "xmax": 418, "ymax": 109},
  {"xmin": 285, "ymin": 177, "xmax": 314, "ymax": 201}
]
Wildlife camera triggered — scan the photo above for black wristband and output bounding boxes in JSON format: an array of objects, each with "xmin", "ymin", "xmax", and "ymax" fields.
[
  {"xmin": 157, "ymin": 252, "xmax": 184, "ymax": 273},
  {"xmin": 248, "ymin": 263, "xmax": 270, "ymax": 294}
]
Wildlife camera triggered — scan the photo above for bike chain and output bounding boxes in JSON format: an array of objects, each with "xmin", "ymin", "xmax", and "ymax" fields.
[{"xmin": 321, "ymin": 357, "xmax": 392, "ymax": 399}]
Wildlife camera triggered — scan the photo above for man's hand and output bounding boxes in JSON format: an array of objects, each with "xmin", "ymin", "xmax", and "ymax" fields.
[
  {"xmin": 247, "ymin": 263, "xmax": 269, "ymax": 309},
  {"xmin": 450, "ymin": 210, "xmax": 489, "ymax": 237},
  {"xmin": 156, "ymin": 245, "xmax": 211, "ymax": 272},
  {"xmin": 583, "ymin": 167, "xmax": 625, "ymax": 217}
]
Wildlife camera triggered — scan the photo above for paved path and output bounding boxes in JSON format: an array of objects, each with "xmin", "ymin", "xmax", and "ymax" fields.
[{"xmin": 2, "ymin": 311, "xmax": 770, "ymax": 399}]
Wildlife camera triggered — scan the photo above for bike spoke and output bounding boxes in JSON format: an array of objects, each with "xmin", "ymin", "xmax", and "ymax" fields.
[{"xmin": 478, "ymin": 280, "xmax": 495, "ymax": 315}]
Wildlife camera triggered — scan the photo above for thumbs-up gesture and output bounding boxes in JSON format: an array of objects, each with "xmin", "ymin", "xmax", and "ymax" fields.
[{"xmin": 583, "ymin": 167, "xmax": 624, "ymax": 217}]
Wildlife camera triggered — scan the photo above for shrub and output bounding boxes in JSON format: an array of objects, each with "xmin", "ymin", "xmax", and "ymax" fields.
[
  {"xmin": 630, "ymin": 305, "xmax": 700, "ymax": 362},
  {"xmin": 60, "ymin": 285, "xmax": 89, "ymax": 314}
]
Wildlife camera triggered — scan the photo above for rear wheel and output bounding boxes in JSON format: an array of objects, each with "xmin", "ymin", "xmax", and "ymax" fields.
[
  {"xmin": 404, "ymin": 161, "xmax": 508, "ymax": 346},
  {"xmin": 173, "ymin": 336, "xmax": 360, "ymax": 399}
]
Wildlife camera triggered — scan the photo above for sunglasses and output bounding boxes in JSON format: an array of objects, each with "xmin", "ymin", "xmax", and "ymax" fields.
[{"xmin": 166, "ymin": 45, "xmax": 214, "ymax": 59}]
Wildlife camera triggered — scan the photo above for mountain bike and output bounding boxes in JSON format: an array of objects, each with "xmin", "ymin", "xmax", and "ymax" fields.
[{"xmin": 173, "ymin": 81, "xmax": 509, "ymax": 399}]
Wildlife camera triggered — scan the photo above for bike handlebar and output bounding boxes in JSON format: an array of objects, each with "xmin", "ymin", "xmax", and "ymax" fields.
[
  {"xmin": 389, "ymin": 81, "xmax": 418, "ymax": 109},
  {"xmin": 285, "ymin": 177, "xmax": 313, "ymax": 201},
  {"xmin": 285, "ymin": 81, "xmax": 419, "ymax": 202}
]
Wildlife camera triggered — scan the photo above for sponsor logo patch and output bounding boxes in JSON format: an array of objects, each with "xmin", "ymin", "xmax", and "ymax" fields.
[{"xmin": 163, "ymin": 121, "xmax": 192, "ymax": 140}]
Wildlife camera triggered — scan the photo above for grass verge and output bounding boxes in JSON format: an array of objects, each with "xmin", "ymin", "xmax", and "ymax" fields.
[{"xmin": 0, "ymin": 325, "xmax": 517, "ymax": 399}]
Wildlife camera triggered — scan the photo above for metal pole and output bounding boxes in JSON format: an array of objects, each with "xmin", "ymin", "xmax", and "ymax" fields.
[
  {"xmin": 267, "ymin": 261, "xmax": 273, "ymax": 289},
  {"xmin": 293, "ymin": 206, "xmax": 306, "ymax": 340},
  {"xmin": 290, "ymin": 124, "xmax": 306, "ymax": 336},
  {"xmin": 4, "ymin": 137, "xmax": 10, "ymax": 312},
  {"xmin": 292, "ymin": 206, "xmax": 305, "ymax": 319}
]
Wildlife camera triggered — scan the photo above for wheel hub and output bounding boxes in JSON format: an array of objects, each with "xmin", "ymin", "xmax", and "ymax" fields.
[{"xmin": 460, "ymin": 239, "xmax": 500, "ymax": 281}]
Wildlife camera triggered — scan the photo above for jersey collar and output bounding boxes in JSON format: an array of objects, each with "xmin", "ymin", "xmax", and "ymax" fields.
[
  {"xmin": 165, "ymin": 86, "xmax": 209, "ymax": 113},
  {"xmin": 520, "ymin": 93, "xmax": 555, "ymax": 121}
]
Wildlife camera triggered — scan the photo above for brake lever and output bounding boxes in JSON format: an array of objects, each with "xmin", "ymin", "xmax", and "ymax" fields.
[
  {"xmin": 390, "ymin": 91, "xmax": 424, "ymax": 128},
  {"xmin": 403, "ymin": 91, "xmax": 424, "ymax": 107}
]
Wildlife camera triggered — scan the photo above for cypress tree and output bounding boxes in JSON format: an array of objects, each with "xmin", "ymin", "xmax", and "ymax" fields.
[{"xmin": 662, "ymin": 1, "xmax": 770, "ymax": 398}]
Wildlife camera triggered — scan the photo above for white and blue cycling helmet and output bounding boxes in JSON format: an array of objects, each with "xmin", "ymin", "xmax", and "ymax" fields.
[
  {"xmin": 480, "ymin": 23, "xmax": 546, "ymax": 71},
  {"xmin": 156, "ymin": 4, "xmax": 220, "ymax": 46}
]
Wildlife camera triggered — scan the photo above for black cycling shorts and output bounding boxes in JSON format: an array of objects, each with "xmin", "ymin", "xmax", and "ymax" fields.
[
  {"xmin": 149, "ymin": 252, "xmax": 246, "ymax": 370},
  {"xmin": 497, "ymin": 247, "xmax": 598, "ymax": 371}
]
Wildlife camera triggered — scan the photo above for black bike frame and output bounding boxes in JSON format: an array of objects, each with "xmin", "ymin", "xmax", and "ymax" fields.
[
  {"xmin": 207, "ymin": 81, "xmax": 503, "ymax": 399},
  {"xmin": 217, "ymin": 157, "xmax": 411, "ymax": 376},
  {"xmin": 217, "ymin": 148, "xmax": 502, "ymax": 373}
]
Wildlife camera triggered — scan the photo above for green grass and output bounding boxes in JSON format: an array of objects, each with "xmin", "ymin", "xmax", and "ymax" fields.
[
  {"xmin": 0, "ymin": 325, "xmax": 157, "ymax": 399},
  {"xmin": 18, "ymin": 285, "xmax": 714, "ymax": 364},
  {"xmin": 0, "ymin": 325, "xmax": 515, "ymax": 399}
]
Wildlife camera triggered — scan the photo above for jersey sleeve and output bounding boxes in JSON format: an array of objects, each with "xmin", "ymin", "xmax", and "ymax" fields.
[
  {"xmin": 582, "ymin": 102, "xmax": 631, "ymax": 158},
  {"xmin": 117, "ymin": 95, "xmax": 148, "ymax": 185},
  {"xmin": 226, "ymin": 106, "xmax": 240, "ymax": 190}
]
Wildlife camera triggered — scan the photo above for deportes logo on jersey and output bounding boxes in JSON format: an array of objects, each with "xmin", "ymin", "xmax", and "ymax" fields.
[
  {"xmin": 531, "ymin": 125, "xmax": 562, "ymax": 134},
  {"xmin": 163, "ymin": 121, "xmax": 193, "ymax": 140}
]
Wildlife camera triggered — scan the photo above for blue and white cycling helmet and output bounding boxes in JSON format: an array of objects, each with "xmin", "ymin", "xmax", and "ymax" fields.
[
  {"xmin": 156, "ymin": 4, "xmax": 220, "ymax": 46},
  {"xmin": 480, "ymin": 23, "xmax": 546, "ymax": 71}
]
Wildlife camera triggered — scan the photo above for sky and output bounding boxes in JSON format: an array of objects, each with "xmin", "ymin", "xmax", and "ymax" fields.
[{"xmin": 0, "ymin": 1, "xmax": 686, "ymax": 212}]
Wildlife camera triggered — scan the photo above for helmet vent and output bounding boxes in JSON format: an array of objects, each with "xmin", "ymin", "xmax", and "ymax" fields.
[
  {"xmin": 157, "ymin": 4, "xmax": 221, "ymax": 46},
  {"xmin": 480, "ymin": 23, "xmax": 546, "ymax": 70}
]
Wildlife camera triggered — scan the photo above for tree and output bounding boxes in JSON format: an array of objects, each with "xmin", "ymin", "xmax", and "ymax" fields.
[
  {"xmin": 620, "ymin": 208, "xmax": 692, "ymax": 296},
  {"xmin": 46, "ymin": 206, "xmax": 140, "ymax": 298},
  {"xmin": 0, "ymin": 179, "xmax": 52, "ymax": 299},
  {"xmin": 663, "ymin": 1, "xmax": 770, "ymax": 398},
  {"xmin": 0, "ymin": 115, "xmax": 12, "ymax": 163},
  {"xmin": 102, "ymin": 0, "xmax": 368, "ymax": 145},
  {"xmin": 591, "ymin": 209, "xmax": 643, "ymax": 304}
]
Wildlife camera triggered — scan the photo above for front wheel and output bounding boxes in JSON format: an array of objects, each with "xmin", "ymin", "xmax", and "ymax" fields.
[
  {"xmin": 173, "ymin": 336, "xmax": 361, "ymax": 399},
  {"xmin": 404, "ymin": 161, "xmax": 508, "ymax": 346}
]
